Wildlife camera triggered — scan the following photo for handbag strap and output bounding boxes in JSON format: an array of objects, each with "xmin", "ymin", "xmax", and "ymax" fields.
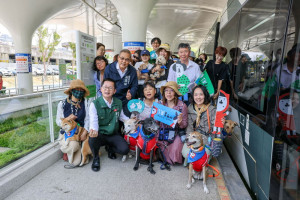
[{"xmin": 206, "ymin": 109, "xmax": 211, "ymax": 133}]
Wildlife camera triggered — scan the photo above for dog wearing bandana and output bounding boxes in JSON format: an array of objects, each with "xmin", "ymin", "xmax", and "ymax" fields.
[
  {"xmin": 58, "ymin": 118, "xmax": 92, "ymax": 166},
  {"xmin": 186, "ymin": 131, "xmax": 209, "ymax": 194}
]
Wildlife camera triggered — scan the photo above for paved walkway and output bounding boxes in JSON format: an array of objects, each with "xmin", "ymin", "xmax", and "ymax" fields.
[{"xmin": 5, "ymin": 149, "xmax": 221, "ymax": 200}]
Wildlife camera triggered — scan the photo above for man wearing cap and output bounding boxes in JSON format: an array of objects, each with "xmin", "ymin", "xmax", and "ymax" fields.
[
  {"xmin": 134, "ymin": 49, "xmax": 153, "ymax": 98},
  {"xmin": 104, "ymin": 49, "xmax": 138, "ymax": 117},
  {"xmin": 167, "ymin": 43, "xmax": 201, "ymax": 103}
]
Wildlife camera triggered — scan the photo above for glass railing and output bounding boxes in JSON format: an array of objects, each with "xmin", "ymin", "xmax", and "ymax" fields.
[{"xmin": 0, "ymin": 88, "xmax": 67, "ymax": 168}]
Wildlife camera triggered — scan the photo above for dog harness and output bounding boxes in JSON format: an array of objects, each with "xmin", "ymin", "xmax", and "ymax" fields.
[
  {"xmin": 64, "ymin": 126, "xmax": 77, "ymax": 141},
  {"xmin": 187, "ymin": 147, "xmax": 209, "ymax": 172},
  {"xmin": 137, "ymin": 126, "xmax": 157, "ymax": 160},
  {"xmin": 124, "ymin": 128, "xmax": 139, "ymax": 151}
]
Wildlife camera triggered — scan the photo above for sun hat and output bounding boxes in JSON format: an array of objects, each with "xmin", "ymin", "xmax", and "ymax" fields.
[
  {"xmin": 64, "ymin": 79, "xmax": 90, "ymax": 97},
  {"xmin": 157, "ymin": 43, "xmax": 170, "ymax": 52},
  {"xmin": 160, "ymin": 81, "xmax": 182, "ymax": 97}
]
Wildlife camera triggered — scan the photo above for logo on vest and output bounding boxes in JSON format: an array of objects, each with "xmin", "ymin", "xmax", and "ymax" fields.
[{"xmin": 190, "ymin": 152, "xmax": 195, "ymax": 159}]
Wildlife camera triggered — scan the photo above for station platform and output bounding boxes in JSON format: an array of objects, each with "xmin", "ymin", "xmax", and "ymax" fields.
[{"xmin": 0, "ymin": 142, "xmax": 251, "ymax": 200}]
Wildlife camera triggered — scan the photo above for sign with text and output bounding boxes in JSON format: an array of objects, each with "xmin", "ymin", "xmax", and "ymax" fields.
[
  {"xmin": 123, "ymin": 42, "xmax": 145, "ymax": 54},
  {"xmin": 150, "ymin": 102, "xmax": 181, "ymax": 128},
  {"xmin": 128, "ymin": 99, "xmax": 145, "ymax": 113},
  {"xmin": 16, "ymin": 53, "xmax": 32, "ymax": 73}
]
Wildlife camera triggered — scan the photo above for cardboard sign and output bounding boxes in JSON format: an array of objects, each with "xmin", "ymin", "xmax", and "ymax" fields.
[
  {"xmin": 128, "ymin": 99, "xmax": 145, "ymax": 113},
  {"xmin": 195, "ymin": 70, "xmax": 214, "ymax": 96},
  {"xmin": 150, "ymin": 102, "xmax": 181, "ymax": 128}
]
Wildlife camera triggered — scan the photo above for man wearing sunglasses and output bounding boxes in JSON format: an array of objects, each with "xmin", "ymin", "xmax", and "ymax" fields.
[{"xmin": 104, "ymin": 49, "xmax": 138, "ymax": 117}]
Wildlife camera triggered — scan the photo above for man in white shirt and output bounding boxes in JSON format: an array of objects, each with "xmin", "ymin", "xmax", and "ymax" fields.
[
  {"xmin": 89, "ymin": 78, "xmax": 129, "ymax": 172},
  {"xmin": 167, "ymin": 43, "xmax": 201, "ymax": 102}
]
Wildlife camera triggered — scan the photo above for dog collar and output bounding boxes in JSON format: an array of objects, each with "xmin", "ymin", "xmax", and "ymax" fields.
[
  {"xmin": 140, "ymin": 125, "xmax": 155, "ymax": 140},
  {"xmin": 161, "ymin": 65, "xmax": 167, "ymax": 69},
  {"xmin": 191, "ymin": 146, "xmax": 204, "ymax": 152}
]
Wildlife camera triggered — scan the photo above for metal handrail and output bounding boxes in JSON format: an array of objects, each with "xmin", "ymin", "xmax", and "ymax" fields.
[{"xmin": 0, "ymin": 87, "xmax": 68, "ymax": 101}]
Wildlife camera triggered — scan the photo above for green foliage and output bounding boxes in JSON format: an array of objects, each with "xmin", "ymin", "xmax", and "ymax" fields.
[
  {"xmin": 68, "ymin": 42, "xmax": 76, "ymax": 59},
  {"xmin": 0, "ymin": 106, "xmax": 60, "ymax": 168},
  {"xmin": 36, "ymin": 26, "xmax": 61, "ymax": 75},
  {"xmin": 0, "ymin": 110, "xmax": 43, "ymax": 134}
]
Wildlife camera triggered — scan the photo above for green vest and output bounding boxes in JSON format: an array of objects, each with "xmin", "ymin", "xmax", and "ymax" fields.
[{"xmin": 93, "ymin": 97, "xmax": 122, "ymax": 135}]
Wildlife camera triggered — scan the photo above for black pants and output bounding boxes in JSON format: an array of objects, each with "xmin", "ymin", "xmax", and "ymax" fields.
[{"xmin": 89, "ymin": 133, "xmax": 129, "ymax": 159}]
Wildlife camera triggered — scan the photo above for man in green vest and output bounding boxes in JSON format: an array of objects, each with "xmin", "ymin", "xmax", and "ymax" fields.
[{"xmin": 89, "ymin": 78, "xmax": 129, "ymax": 172}]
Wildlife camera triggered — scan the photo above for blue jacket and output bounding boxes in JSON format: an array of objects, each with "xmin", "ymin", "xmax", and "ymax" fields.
[
  {"xmin": 93, "ymin": 71, "xmax": 102, "ymax": 98},
  {"xmin": 104, "ymin": 61, "xmax": 138, "ymax": 103}
]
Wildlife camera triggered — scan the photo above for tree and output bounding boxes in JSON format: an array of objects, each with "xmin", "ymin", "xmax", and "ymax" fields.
[
  {"xmin": 68, "ymin": 42, "xmax": 76, "ymax": 74},
  {"xmin": 36, "ymin": 26, "xmax": 61, "ymax": 77}
]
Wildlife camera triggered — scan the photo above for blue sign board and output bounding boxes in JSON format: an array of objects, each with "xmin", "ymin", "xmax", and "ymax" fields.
[
  {"xmin": 128, "ymin": 99, "xmax": 145, "ymax": 113},
  {"xmin": 150, "ymin": 102, "xmax": 181, "ymax": 128}
]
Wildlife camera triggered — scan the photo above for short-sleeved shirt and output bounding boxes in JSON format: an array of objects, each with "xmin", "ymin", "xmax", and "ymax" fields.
[{"xmin": 205, "ymin": 60, "xmax": 226, "ymax": 92}]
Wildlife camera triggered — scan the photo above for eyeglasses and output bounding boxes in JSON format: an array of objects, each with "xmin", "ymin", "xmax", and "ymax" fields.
[
  {"xmin": 133, "ymin": 55, "xmax": 139, "ymax": 59},
  {"xmin": 103, "ymin": 86, "xmax": 114, "ymax": 91},
  {"xmin": 164, "ymin": 89, "xmax": 175, "ymax": 93},
  {"xmin": 119, "ymin": 57, "xmax": 130, "ymax": 62}
]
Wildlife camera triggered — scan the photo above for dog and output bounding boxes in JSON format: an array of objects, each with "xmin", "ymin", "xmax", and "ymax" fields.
[
  {"xmin": 133, "ymin": 117, "xmax": 170, "ymax": 174},
  {"xmin": 58, "ymin": 118, "xmax": 92, "ymax": 166},
  {"xmin": 185, "ymin": 131, "xmax": 209, "ymax": 194},
  {"xmin": 223, "ymin": 120, "xmax": 238, "ymax": 136},
  {"xmin": 122, "ymin": 118, "xmax": 139, "ymax": 162},
  {"xmin": 137, "ymin": 63, "xmax": 149, "ymax": 80},
  {"xmin": 149, "ymin": 55, "xmax": 167, "ymax": 81}
]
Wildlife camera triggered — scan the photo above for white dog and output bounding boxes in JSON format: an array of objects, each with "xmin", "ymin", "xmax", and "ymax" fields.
[{"xmin": 122, "ymin": 118, "xmax": 139, "ymax": 162}]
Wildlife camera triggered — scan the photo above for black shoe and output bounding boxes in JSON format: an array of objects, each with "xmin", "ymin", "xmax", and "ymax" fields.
[
  {"xmin": 91, "ymin": 157, "xmax": 100, "ymax": 172},
  {"xmin": 108, "ymin": 151, "xmax": 117, "ymax": 159}
]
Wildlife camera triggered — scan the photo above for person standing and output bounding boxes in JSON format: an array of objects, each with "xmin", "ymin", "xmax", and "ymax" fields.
[
  {"xmin": 92, "ymin": 56, "xmax": 108, "ymax": 97},
  {"xmin": 167, "ymin": 43, "xmax": 201, "ymax": 103},
  {"xmin": 104, "ymin": 49, "xmax": 138, "ymax": 117},
  {"xmin": 89, "ymin": 78, "xmax": 129, "ymax": 172},
  {"xmin": 134, "ymin": 50, "xmax": 153, "ymax": 98},
  {"xmin": 205, "ymin": 46, "xmax": 228, "ymax": 100},
  {"xmin": 96, "ymin": 43, "xmax": 105, "ymax": 57},
  {"xmin": 149, "ymin": 37, "xmax": 161, "ymax": 64}
]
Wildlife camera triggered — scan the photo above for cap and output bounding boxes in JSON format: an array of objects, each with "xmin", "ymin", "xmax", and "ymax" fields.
[
  {"xmin": 190, "ymin": 51, "xmax": 196, "ymax": 58},
  {"xmin": 140, "ymin": 50, "xmax": 150, "ymax": 56}
]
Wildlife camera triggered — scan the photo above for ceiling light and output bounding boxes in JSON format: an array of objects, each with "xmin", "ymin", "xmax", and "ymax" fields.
[{"xmin": 248, "ymin": 13, "xmax": 275, "ymax": 31}]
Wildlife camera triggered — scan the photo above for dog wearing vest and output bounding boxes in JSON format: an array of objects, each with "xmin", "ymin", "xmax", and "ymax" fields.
[
  {"xmin": 122, "ymin": 118, "xmax": 139, "ymax": 162},
  {"xmin": 185, "ymin": 131, "xmax": 209, "ymax": 194},
  {"xmin": 133, "ymin": 117, "xmax": 170, "ymax": 174},
  {"xmin": 59, "ymin": 118, "xmax": 92, "ymax": 166}
]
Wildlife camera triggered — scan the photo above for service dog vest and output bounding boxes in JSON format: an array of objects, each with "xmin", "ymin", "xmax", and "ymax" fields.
[
  {"xmin": 187, "ymin": 148, "xmax": 209, "ymax": 172},
  {"xmin": 137, "ymin": 126, "xmax": 157, "ymax": 160},
  {"xmin": 124, "ymin": 130, "xmax": 139, "ymax": 151}
]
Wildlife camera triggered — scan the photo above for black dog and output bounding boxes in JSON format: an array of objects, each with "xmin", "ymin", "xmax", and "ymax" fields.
[{"xmin": 133, "ymin": 118, "xmax": 170, "ymax": 174}]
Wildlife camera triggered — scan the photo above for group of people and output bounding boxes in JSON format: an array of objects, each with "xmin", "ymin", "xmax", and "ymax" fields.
[{"xmin": 57, "ymin": 39, "xmax": 234, "ymax": 172}]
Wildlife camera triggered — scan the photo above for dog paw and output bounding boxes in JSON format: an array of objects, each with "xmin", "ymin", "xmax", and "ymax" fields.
[
  {"xmin": 147, "ymin": 167, "xmax": 156, "ymax": 174},
  {"xmin": 122, "ymin": 155, "xmax": 127, "ymax": 162},
  {"xmin": 204, "ymin": 186, "xmax": 209, "ymax": 194},
  {"xmin": 192, "ymin": 178, "xmax": 195, "ymax": 184},
  {"xmin": 128, "ymin": 154, "xmax": 133, "ymax": 159},
  {"xmin": 133, "ymin": 166, "xmax": 139, "ymax": 171},
  {"xmin": 186, "ymin": 184, "xmax": 192, "ymax": 189}
]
